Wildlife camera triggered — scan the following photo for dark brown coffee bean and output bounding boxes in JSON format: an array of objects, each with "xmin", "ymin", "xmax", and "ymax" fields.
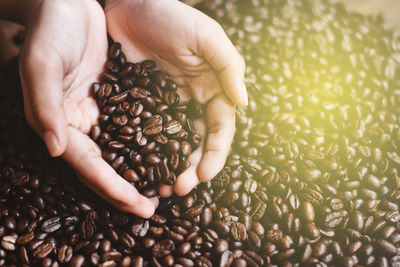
[
  {"xmin": 324, "ymin": 212, "xmax": 343, "ymax": 229},
  {"xmin": 32, "ymin": 242, "xmax": 53, "ymax": 259},
  {"xmin": 112, "ymin": 114, "xmax": 128, "ymax": 126},
  {"xmin": 58, "ymin": 244, "xmax": 73, "ymax": 263},
  {"xmin": 130, "ymin": 88, "xmax": 151, "ymax": 99},
  {"xmin": 131, "ymin": 219, "xmax": 150, "ymax": 237},
  {"xmin": 103, "ymin": 104, "xmax": 116, "ymax": 115},
  {"xmin": 41, "ymin": 217, "xmax": 61, "ymax": 233},
  {"xmin": 164, "ymin": 120, "xmax": 182, "ymax": 135},
  {"xmin": 302, "ymin": 223, "xmax": 320, "ymax": 240},
  {"xmin": 134, "ymin": 131, "xmax": 148, "ymax": 146},
  {"xmin": 1, "ymin": 235, "xmax": 16, "ymax": 251},
  {"xmin": 301, "ymin": 201, "xmax": 315, "ymax": 223},
  {"xmin": 98, "ymin": 83, "xmax": 113, "ymax": 99},
  {"xmin": 121, "ymin": 77, "xmax": 135, "ymax": 88},
  {"xmin": 180, "ymin": 141, "xmax": 192, "ymax": 157},
  {"xmin": 17, "ymin": 232, "xmax": 34, "ymax": 245},
  {"xmin": 108, "ymin": 91, "xmax": 129, "ymax": 104},
  {"xmin": 105, "ymin": 60, "xmax": 120, "ymax": 73},
  {"xmin": 312, "ymin": 241, "xmax": 327, "ymax": 258},
  {"xmin": 152, "ymin": 239, "xmax": 175, "ymax": 258},
  {"xmin": 102, "ymin": 251, "xmax": 122, "ymax": 261},
  {"xmin": 70, "ymin": 254, "xmax": 85, "ymax": 267},
  {"xmin": 376, "ymin": 239, "xmax": 397, "ymax": 257},
  {"xmin": 109, "ymin": 42, "xmax": 121, "ymax": 60},
  {"xmin": 143, "ymin": 115, "xmax": 163, "ymax": 136},
  {"xmin": 165, "ymin": 140, "xmax": 180, "ymax": 154},
  {"xmin": 145, "ymin": 153, "xmax": 161, "ymax": 165},
  {"xmin": 90, "ymin": 125, "xmax": 102, "ymax": 141}
]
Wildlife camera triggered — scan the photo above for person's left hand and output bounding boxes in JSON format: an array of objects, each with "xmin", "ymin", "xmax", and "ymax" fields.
[{"xmin": 105, "ymin": 0, "xmax": 247, "ymax": 196}]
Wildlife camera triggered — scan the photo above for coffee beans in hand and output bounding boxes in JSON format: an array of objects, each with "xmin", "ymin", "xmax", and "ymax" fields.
[{"xmin": 90, "ymin": 42, "xmax": 203, "ymax": 197}]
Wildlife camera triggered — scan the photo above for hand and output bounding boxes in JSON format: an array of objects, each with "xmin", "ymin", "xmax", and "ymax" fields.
[
  {"xmin": 105, "ymin": 0, "xmax": 247, "ymax": 196},
  {"xmin": 19, "ymin": 0, "xmax": 157, "ymax": 217}
]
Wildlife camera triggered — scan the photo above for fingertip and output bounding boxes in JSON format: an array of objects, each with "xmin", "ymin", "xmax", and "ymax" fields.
[
  {"xmin": 197, "ymin": 151, "xmax": 226, "ymax": 182},
  {"xmin": 159, "ymin": 185, "xmax": 173, "ymax": 198},
  {"xmin": 43, "ymin": 131, "xmax": 64, "ymax": 157},
  {"xmin": 174, "ymin": 172, "xmax": 199, "ymax": 196},
  {"xmin": 150, "ymin": 196, "xmax": 160, "ymax": 208},
  {"xmin": 239, "ymin": 82, "xmax": 248, "ymax": 106},
  {"xmin": 127, "ymin": 194, "xmax": 156, "ymax": 218}
]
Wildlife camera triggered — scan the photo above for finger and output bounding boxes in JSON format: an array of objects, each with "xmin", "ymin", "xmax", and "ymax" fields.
[
  {"xmin": 158, "ymin": 184, "xmax": 173, "ymax": 198},
  {"xmin": 197, "ymin": 94, "xmax": 235, "ymax": 182},
  {"xmin": 63, "ymin": 127, "xmax": 157, "ymax": 218},
  {"xmin": 174, "ymin": 145, "xmax": 203, "ymax": 196},
  {"xmin": 20, "ymin": 43, "xmax": 68, "ymax": 157},
  {"xmin": 197, "ymin": 17, "xmax": 247, "ymax": 106}
]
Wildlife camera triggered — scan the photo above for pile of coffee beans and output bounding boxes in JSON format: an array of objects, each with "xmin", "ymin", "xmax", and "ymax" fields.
[
  {"xmin": 90, "ymin": 42, "xmax": 202, "ymax": 197},
  {"xmin": 0, "ymin": 0, "xmax": 400, "ymax": 266}
]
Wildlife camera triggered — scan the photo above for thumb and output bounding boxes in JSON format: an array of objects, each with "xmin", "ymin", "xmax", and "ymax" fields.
[
  {"xmin": 197, "ymin": 16, "xmax": 248, "ymax": 106},
  {"xmin": 20, "ymin": 43, "xmax": 68, "ymax": 157}
]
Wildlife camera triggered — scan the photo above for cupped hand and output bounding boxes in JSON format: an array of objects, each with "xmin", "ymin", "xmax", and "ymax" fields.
[
  {"xmin": 105, "ymin": 0, "xmax": 247, "ymax": 196},
  {"xmin": 19, "ymin": 0, "xmax": 157, "ymax": 217}
]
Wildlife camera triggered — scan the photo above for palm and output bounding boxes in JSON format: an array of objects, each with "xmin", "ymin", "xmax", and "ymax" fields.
[
  {"xmin": 105, "ymin": 0, "xmax": 239, "ymax": 196},
  {"xmin": 21, "ymin": 0, "xmax": 107, "ymax": 134}
]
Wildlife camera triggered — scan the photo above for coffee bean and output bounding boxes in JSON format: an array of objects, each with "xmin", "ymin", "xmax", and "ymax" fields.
[
  {"xmin": 143, "ymin": 115, "xmax": 163, "ymax": 136},
  {"xmin": 1, "ymin": 235, "xmax": 16, "ymax": 251},
  {"xmin": 131, "ymin": 219, "xmax": 150, "ymax": 237},
  {"xmin": 58, "ymin": 244, "xmax": 73, "ymax": 263},
  {"xmin": 41, "ymin": 217, "xmax": 61, "ymax": 233},
  {"xmin": 130, "ymin": 87, "xmax": 151, "ymax": 99},
  {"xmin": 152, "ymin": 239, "xmax": 175, "ymax": 258},
  {"xmin": 180, "ymin": 141, "xmax": 192, "ymax": 157},
  {"xmin": 70, "ymin": 254, "xmax": 85, "ymax": 267},
  {"xmin": 32, "ymin": 242, "xmax": 53, "ymax": 259},
  {"xmin": 301, "ymin": 201, "xmax": 315, "ymax": 223},
  {"xmin": 16, "ymin": 232, "xmax": 34, "ymax": 246},
  {"xmin": 98, "ymin": 83, "xmax": 113, "ymax": 99},
  {"xmin": 164, "ymin": 120, "xmax": 182, "ymax": 135},
  {"xmin": 109, "ymin": 42, "xmax": 121, "ymax": 60},
  {"xmin": 376, "ymin": 239, "xmax": 397, "ymax": 257},
  {"xmin": 324, "ymin": 212, "xmax": 343, "ymax": 229}
]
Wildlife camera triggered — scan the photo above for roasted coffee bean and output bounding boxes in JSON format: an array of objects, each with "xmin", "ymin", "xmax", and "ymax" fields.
[
  {"xmin": 58, "ymin": 244, "xmax": 73, "ymax": 263},
  {"xmin": 131, "ymin": 219, "xmax": 150, "ymax": 237},
  {"xmin": 1, "ymin": 235, "xmax": 16, "ymax": 251},
  {"xmin": 32, "ymin": 242, "xmax": 53, "ymax": 259},
  {"xmin": 301, "ymin": 201, "xmax": 315, "ymax": 223},
  {"xmin": 109, "ymin": 42, "xmax": 121, "ymax": 60},
  {"xmin": 152, "ymin": 239, "xmax": 175, "ymax": 258},
  {"xmin": 180, "ymin": 141, "xmax": 192, "ymax": 157},
  {"xmin": 376, "ymin": 239, "xmax": 397, "ymax": 257},
  {"xmin": 41, "ymin": 217, "xmax": 61, "ymax": 233},
  {"xmin": 130, "ymin": 87, "xmax": 151, "ymax": 99},
  {"xmin": 70, "ymin": 254, "xmax": 85, "ymax": 267},
  {"xmin": 143, "ymin": 115, "xmax": 163, "ymax": 136},
  {"xmin": 98, "ymin": 83, "xmax": 113, "ymax": 99},
  {"xmin": 164, "ymin": 120, "xmax": 182, "ymax": 135}
]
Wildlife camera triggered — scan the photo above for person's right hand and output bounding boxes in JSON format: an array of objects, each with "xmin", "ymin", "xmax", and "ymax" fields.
[{"xmin": 19, "ymin": 0, "xmax": 157, "ymax": 217}]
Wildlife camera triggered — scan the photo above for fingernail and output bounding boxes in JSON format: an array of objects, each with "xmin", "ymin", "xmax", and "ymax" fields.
[
  {"xmin": 241, "ymin": 83, "xmax": 248, "ymax": 106},
  {"xmin": 43, "ymin": 131, "xmax": 61, "ymax": 157}
]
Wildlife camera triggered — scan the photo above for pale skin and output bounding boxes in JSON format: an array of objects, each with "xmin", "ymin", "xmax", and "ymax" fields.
[{"xmin": 1, "ymin": 0, "xmax": 247, "ymax": 218}]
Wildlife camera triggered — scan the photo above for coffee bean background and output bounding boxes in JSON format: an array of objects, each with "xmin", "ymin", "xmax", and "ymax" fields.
[{"xmin": 1, "ymin": 0, "xmax": 400, "ymax": 266}]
